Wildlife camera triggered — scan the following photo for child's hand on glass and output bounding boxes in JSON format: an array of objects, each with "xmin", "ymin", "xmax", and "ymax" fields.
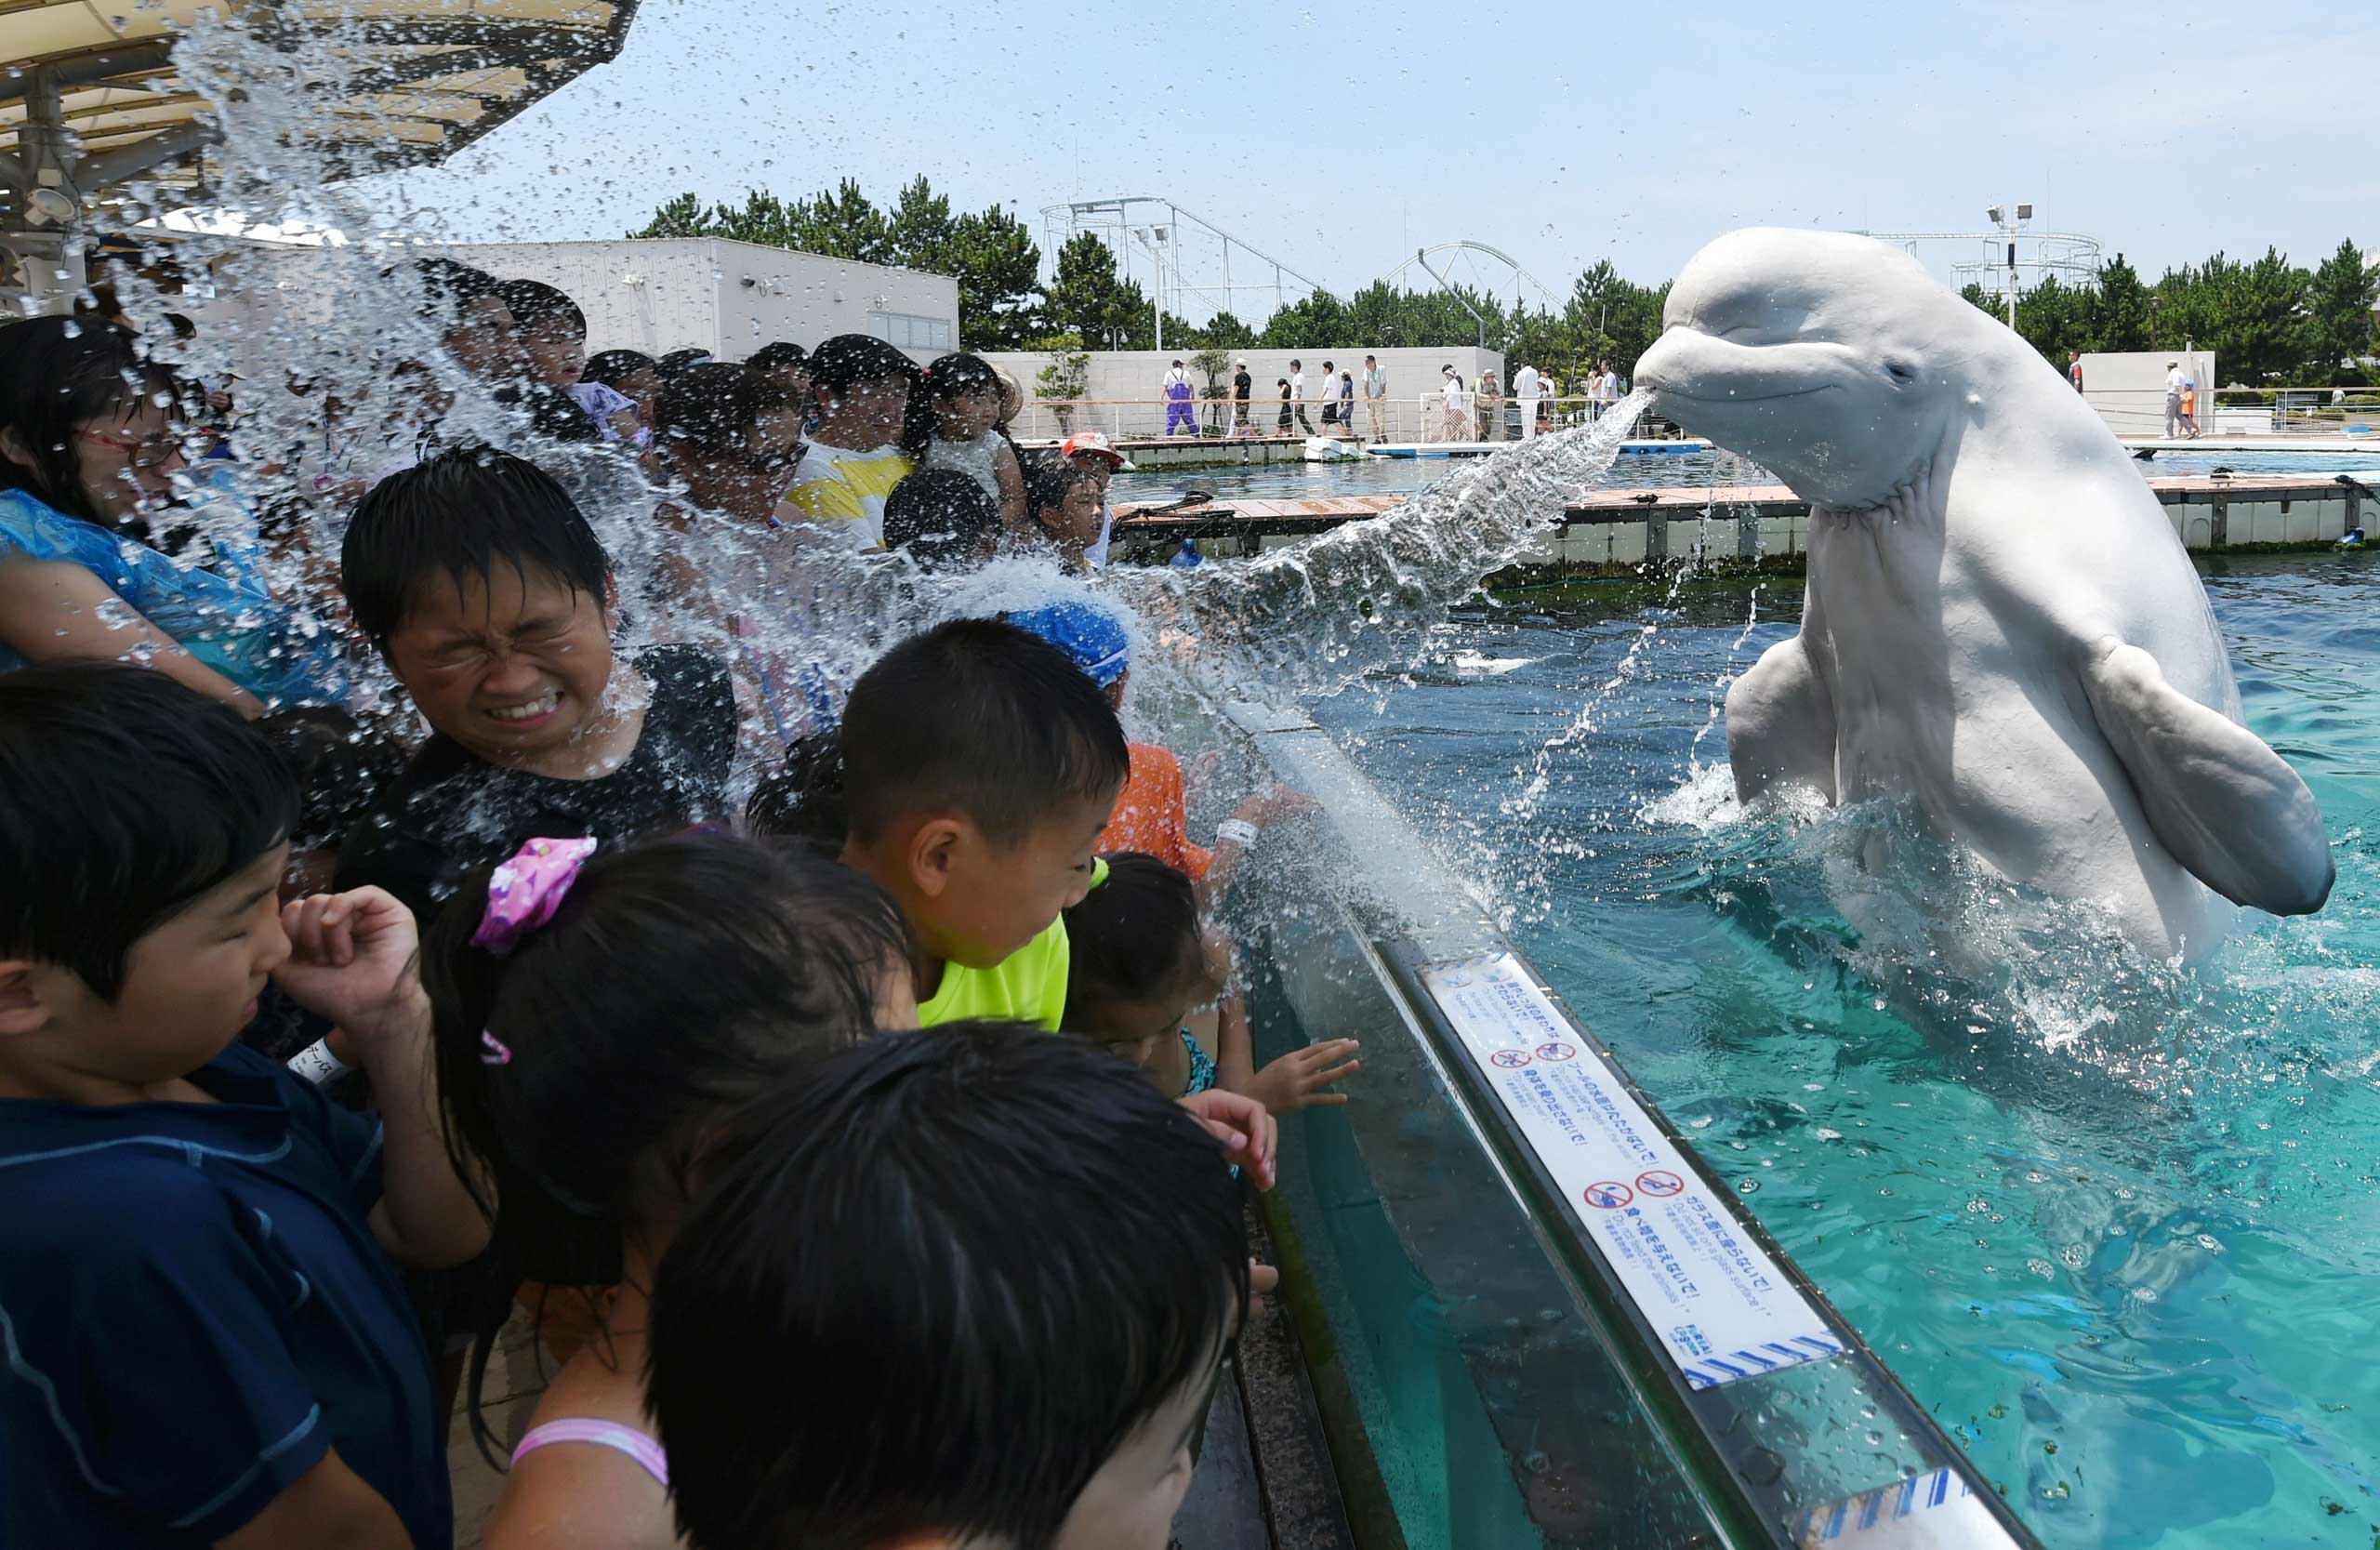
[
  {"xmin": 1179, "ymin": 1088, "xmax": 1277, "ymax": 1189},
  {"xmin": 273, "ymin": 888, "xmax": 430, "ymax": 1047},
  {"xmin": 1234, "ymin": 785, "xmax": 1321, "ymax": 830},
  {"xmin": 1247, "ymin": 1039, "xmax": 1361, "ymax": 1115}
]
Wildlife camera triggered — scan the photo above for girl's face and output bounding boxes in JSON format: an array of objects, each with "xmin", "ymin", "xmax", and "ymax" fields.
[
  {"xmin": 1075, "ymin": 962, "xmax": 1221, "ymax": 1076},
  {"xmin": 934, "ymin": 385, "xmax": 998, "ymax": 440},
  {"xmin": 67, "ymin": 394, "xmax": 185, "ymax": 522}
]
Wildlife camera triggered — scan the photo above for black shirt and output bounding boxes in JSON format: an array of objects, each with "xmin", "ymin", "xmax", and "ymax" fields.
[
  {"xmin": 1234, "ymin": 369, "xmax": 1251, "ymax": 401},
  {"xmin": 337, "ymin": 645, "xmax": 737, "ymax": 922}
]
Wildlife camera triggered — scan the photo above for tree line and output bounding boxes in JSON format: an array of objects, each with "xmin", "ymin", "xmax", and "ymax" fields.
[{"xmin": 638, "ymin": 183, "xmax": 2377, "ymax": 386}]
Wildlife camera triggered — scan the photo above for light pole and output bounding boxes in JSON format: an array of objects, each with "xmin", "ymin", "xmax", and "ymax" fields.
[
  {"xmin": 1131, "ymin": 225, "xmax": 1171, "ymax": 352},
  {"xmin": 1986, "ymin": 203, "xmax": 2034, "ymax": 331}
]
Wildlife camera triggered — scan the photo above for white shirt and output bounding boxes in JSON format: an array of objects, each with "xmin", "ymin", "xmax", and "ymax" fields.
[
  {"xmin": 1162, "ymin": 365, "xmax": 1191, "ymax": 392},
  {"xmin": 1363, "ymin": 366, "xmax": 1387, "ymax": 399},
  {"xmin": 1290, "ymin": 372, "xmax": 1306, "ymax": 402},
  {"xmin": 1514, "ymin": 365, "xmax": 1540, "ymax": 402},
  {"xmin": 2166, "ymin": 367, "xmax": 2187, "ymax": 397},
  {"xmin": 1441, "ymin": 378, "xmax": 1463, "ymax": 407}
]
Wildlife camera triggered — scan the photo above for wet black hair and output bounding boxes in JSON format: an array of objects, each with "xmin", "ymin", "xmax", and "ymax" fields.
[
  {"xmin": 747, "ymin": 340, "xmax": 810, "ymax": 375},
  {"xmin": 582, "ymin": 349, "xmax": 655, "ymax": 391},
  {"xmin": 339, "ymin": 444, "xmax": 613, "ymax": 647},
  {"xmin": 0, "ymin": 315, "xmax": 179, "ymax": 525},
  {"xmin": 1062, "ymin": 853, "xmax": 1210, "ymax": 1031},
  {"xmin": 163, "ymin": 312, "xmax": 197, "ymax": 340},
  {"xmin": 881, "ymin": 469, "xmax": 997, "ymax": 570},
  {"xmin": 655, "ymin": 347, "xmax": 716, "ymax": 386},
  {"xmin": 425, "ymin": 830, "xmax": 913, "ymax": 1456},
  {"xmin": 0, "ymin": 663, "xmax": 298, "ymax": 1001},
  {"xmin": 808, "ymin": 333, "xmax": 919, "ymax": 395},
  {"xmin": 924, "ymin": 351, "xmax": 998, "ymax": 401},
  {"xmin": 647, "ymin": 1020, "xmax": 1249, "ymax": 1550},
  {"xmin": 652, "ymin": 363, "xmax": 767, "ymax": 460},
  {"xmin": 746, "ymin": 729, "xmax": 847, "ymax": 847},
  {"xmin": 409, "ymin": 257, "xmax": 505, "ymax": 326},
  {"xmin": 840, "ymin": 618, "xmax": 1129, "ymax": 848},
  {"xmin": 256, "ymin": 707, "xmax": 407, "ymax": 854},
  {"xmin": 495, "ymin": 277, "xmax": 587, "ymax": 341}
]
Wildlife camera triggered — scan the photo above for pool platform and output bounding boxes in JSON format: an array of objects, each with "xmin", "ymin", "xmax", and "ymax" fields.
[{"xmin": 1112, "ymin": 471, "xmax": 2376, "ymax": 567}]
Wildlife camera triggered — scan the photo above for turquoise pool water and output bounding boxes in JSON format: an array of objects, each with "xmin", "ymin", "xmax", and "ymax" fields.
[{"xmin": 1313, "ymin": 553, "xmax": 2378, "ymax": 1550}]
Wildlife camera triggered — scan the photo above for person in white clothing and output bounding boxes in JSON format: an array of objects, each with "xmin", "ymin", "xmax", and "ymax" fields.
[
  {"xmin": 2164, "ymin": 361, "xmax": 2186, "ymax": 439},
  {"xmin": 1361, "ymin": 355, "xmax": 1388, "ymax": 442},
  {"xmin": 1438, "ymin": 366, "xmax": 1466, "ymax": 443},
  {"xmin": 1514, "ymin": 362, "xmax": 1540, "ymax": 442},
  {"xmin": 1289, "ymin": 359, "xmax": 1314, "ymax": 435}
]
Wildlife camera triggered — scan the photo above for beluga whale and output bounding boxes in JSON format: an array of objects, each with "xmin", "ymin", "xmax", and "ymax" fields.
[{"xmin": 1634, "ymin": 228, "xmax": 2332, "ymax": 961}]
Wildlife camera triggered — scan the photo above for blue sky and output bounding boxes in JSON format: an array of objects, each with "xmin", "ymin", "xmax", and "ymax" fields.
[{"xmin": 365, "ymin": 0, "xmax": 2377, "ymax": 315}]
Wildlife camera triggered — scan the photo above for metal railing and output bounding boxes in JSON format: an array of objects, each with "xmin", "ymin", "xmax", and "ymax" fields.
[
  {"xmin": 2082, "ymin": 384, "xmax": 2380, "ymax": 439},
  {"xmin": 1009, "ymin": 391, "xmax": 1650, "ymax": 445}
]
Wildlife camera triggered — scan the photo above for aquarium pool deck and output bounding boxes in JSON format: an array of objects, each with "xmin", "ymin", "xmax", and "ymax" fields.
[{"xmin": 1111, "ymin": 471, "xmax": 2373, "ymax": 563}]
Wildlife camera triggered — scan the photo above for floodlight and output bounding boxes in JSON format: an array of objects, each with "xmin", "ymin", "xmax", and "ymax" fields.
[
  {"xmin": 1987, "ymin": 205, "xmax": 2004, "ymax": 226},
  {"xmin": 2016, "ymin": 203, "xmax": 2034, "ymax": 221}
]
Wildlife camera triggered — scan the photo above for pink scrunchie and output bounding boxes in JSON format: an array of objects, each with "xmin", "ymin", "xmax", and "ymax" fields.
[{"xmin": 470, "ymin": 837, "xmax": 598, "ymax": 955}]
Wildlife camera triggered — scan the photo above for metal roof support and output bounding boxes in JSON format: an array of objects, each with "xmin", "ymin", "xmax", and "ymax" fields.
[
  {"xmin": 79, "ymin": 121, "xmax": 218, "ymax": 190},
  {"xmin": 1414, "ymin": 245, "xmax": 1488, "ymax": 348}
]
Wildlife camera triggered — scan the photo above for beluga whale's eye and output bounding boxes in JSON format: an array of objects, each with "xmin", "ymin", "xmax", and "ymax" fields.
[{"xmin": 1884, "ymin": 359, "xmax": 1917, "ymax": 384}]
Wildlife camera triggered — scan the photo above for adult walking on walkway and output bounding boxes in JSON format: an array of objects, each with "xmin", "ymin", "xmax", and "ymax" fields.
[
  {"xmin": 1362, "ymin": 355, "xmax": 1388, "ymax": 442},
  {"xmin": 1437, "ymin": 366, "xmax": 1466, "ymax": 443},
  {"xmin": 1475, "ymin": 369, "xmax": 1502, "ymax": 441},
  {"xmin": 1317, "ymin": 360, "xmax": 1340, "ymax": 432},
  {"xmin": 1513, "ymin": 360, "xmax": 1540, "ymax": 442},
  {"xmin": 1161, "ymin": 358, "xmax": 1196, "ymax": 436},
  {"xmin": 2164, "ymin": 360, "xmax": 2186, "ymax": 439},
  {"xmin": 1233, "ymin": 359, "xmax": 1253, "ymax": 437},
  {"xmin": 1289, "ymin": 360, "xmax": 1315, "ymax": 434}
]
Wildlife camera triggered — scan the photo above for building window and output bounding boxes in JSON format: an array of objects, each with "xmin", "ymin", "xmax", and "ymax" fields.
[{"xmin": 868, "ymin": 311, "xmax": 952, "ymax": 351}]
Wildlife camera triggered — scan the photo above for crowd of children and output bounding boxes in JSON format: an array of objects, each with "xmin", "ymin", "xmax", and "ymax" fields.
[{"xmin": 0, "ymin": 258, "xmax": 1356, "ymax": 1549}]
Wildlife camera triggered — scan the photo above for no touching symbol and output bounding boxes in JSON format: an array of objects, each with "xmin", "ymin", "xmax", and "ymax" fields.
[
  {"xmin": 1488, "ymin": 1049, "xmax": 1532, "ymax": 1068},
  {"xmin": 1635, "ymin": 1170, "xmax": 1685, "ymax": 1198},
  {"xmin": 1535, "ymin": 1041, "xmax": 1578, "ymax": 1062},
  {"xmin": 1583, "ymin": 1181, "xmax": 1634, "ymax": 1210}
]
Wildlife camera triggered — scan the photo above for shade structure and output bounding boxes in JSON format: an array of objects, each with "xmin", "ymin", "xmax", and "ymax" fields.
[{"xmin": 0, "ymin": 0, "xmax": 640, "ymax": 205}]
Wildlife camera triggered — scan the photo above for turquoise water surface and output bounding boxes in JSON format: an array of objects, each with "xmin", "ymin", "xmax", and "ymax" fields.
[{"xmin": 1313, "ymin": 554, "xmax": 2378, "ymax": 1549}]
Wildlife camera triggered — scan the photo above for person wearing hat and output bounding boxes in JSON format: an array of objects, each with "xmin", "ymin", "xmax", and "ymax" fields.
[
  {"xmin": 2163, "ymin": 359, "xmax": 2186, "ymax": 440},
  {"xmin": 782, "ymin": 333, "xmax": 919, "ymax": 549},
  {"xmin": 1059, "ymin": 430, "xmax": 1126, "ymax": 567},
  {"xmin": 1232, "ymin": 359, "xmax": 1253, "ymax": 438},
  {"xmin": 1361, "ymin": 355, "xmax": 1388, "ymax": 443},
  {"xmin": 1161, "ymin": 358, "xmax": 1196, "ymax": 437}
]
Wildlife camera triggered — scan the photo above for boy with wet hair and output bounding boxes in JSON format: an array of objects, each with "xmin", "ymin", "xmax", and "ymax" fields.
[
  {"xmin": 783, "ymin": 333, "xmax": 919, "ymax": 549},
  {"xmin": 493, "ymin": 278, "xmax": 602, "ymax": 443},
  {"xmin": 838, "ymin": 617, "xmax": 1130, "ymax": 1028},
  {"xmin": 1022, "ymin": 451, "xmax": 1105, "ymax": 571},
  {"xmin": 336, "ymin": 446, "xmax": 742, "ymax": 921},
  {"xmin": 0, "ymin": 663, "xmax": 486, "ymax": 1549},
  {"xmin": 648, "ymin": 1020, "xmax": 1250, "ymax": 1550}
]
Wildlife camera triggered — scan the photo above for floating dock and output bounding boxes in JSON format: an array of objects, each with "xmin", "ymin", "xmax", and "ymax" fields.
[{"xmin": 1112, "ymin": 472, "xmax": 2375, "ymax": 566}]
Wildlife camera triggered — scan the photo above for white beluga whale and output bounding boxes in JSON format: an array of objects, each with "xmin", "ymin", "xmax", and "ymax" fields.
[{"xmin": 1635, "ymin": 228, "xmax": 2332, "ymax": 960}]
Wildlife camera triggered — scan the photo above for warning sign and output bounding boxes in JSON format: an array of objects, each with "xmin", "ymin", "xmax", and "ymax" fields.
[{"xmin": 1421, "ymin": 952, "xmax": 1842, "ymax": 1390}]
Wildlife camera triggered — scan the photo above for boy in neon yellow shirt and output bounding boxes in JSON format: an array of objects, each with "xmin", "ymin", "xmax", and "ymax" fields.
[
  {"xmin": 838, "ymin": 617, "xmax": 1128, "ymax": 1028},
  {"xmin": 780, "ymin": 333, "xmax": 919, "ymax": 549}
]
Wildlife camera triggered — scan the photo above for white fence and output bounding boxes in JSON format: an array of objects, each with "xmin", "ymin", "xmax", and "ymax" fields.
[{"xmin": 1009, "ymin": 392, "xmax": 1649, "ymax": 444}]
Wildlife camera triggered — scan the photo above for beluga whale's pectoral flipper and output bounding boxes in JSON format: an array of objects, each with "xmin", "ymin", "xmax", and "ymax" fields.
[
  {"xmin": 1726, "ymin": 635, "xmax": 1837, "ymax": 804},
  {"xmin": 2081, "ymin": 638, "xmax": 2334, "ymax": 916}
]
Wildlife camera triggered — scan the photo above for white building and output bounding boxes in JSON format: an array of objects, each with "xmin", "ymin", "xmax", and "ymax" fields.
[{"xmin": 443, "ymin": 237, "xmax": 959, "ymax": 364}]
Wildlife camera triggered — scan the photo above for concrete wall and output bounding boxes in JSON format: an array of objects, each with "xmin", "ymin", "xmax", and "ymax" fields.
[
  {"xmin": 2080, "ymin": 349, "xmax": 2217, "ymax": 437},
  {"xmin": 443, "ymin": 238, "xmax": 959, "ymax": 364},
  {"xmin": 976, "ymin": 346, "xmax": 1512, "ymax": 441}
]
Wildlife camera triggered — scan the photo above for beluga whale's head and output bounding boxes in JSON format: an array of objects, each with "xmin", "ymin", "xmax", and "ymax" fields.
[{"xmin": 1637, "ymin": 229, "xmax": 1990, "ymax": 510}]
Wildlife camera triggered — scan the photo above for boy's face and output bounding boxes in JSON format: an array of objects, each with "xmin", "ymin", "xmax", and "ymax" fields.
[
  {"xmin": 0, "ymin": 844, "xmax": 290, "ymax": 1088},
  {"xmin": 906, "ymin": 791, "xmax": 1116, "ymax": 970},
  {"xmin": 520, "ymin": 316, "xmax": 588, "ymax": 391},
  {"xmin": 815, "ymin": 372, "xmax": 909, "ymax": 448},
  {"xmin": 1051, "ymin": 1342, "xmax": 1229, "ymax": 1550},
  {"xmin": 1038, "ymin": 482, "xmax": 1104, "ymax": 562},
  {"xmin": 383, "ymin": 563, "xmax": 616, "ymax": 765},
  {"xmin": 935, "ymin": 386, "xmax": 998, "ymax": 439}
]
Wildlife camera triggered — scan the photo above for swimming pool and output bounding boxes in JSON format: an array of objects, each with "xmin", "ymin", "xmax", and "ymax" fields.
[
  {"xmin": 1114, "ymin": 448, "xmax": 2380, "ymax": 505},
  {"xmin": 1308, "ymin": 553, "xmax": 2378, "ymax": 1549}
]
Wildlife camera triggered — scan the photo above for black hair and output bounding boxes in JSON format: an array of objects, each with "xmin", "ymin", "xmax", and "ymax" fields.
[
  {"xmin": 340, "ymin": 444, "xmax": 613, "ymax": 646},
  {"xmin": 409, "ymin": 257, "xmax": 505, "ymax": 325},
  {"xmin": 583, "ymin": 349, "xmax": 654, "ymax": 391},
  {"xmin": 424, "ymin": 830, "xmax": 913, "ymax": 1455},
  {"xmin": 255, "ymin": 707, "xmax": 407, "ymax": 854},
  {"xmin": 0, "ymin": 664, "xmax": 298, "ymax": 1001},
  {"xmin": 653, "ymin": 363, "xmax": 767, "ymax": 460},
  {"xmin": 1062, "ymin": 853, "xmax": 1209, "ymax": 1030},
  {"xmin": 747, "ymin": 340, "xmax": 810, "ymax": 374},
  {"xmin": 495, "ymin": 277, "xmax": 587, "ymax": 341},
  {"xmin": 163, "ymin": 312, "xmax": 197, "ymax": 340},
  {"xmin": 809, "ymin": 332, "xmax": 919, "ymax": 394},
  {"xmin": 745, "ymin": 729, "xmax": 848, "ymax": 847},
  {"xmin": 0, "ymin": 315, "xmax": 179, "ymax": 525},
  {"xmin": 648, "ymin": 1020, "xmax": 1249, "ymax": 1550},
  {"xmin": 882, "ymin": 469, "xmax": 997, "ymax": 570},
  {"xmin": 840, "ymin": 618, "xmax": 1129, "ymax": 847},
  {"xmin": 1023, "ymin": 449, "xmax": 1097, "ymax": 520},
  {"xmin": 924, "ymin": 351, "xmax": 998, "ymax": 401},
  {"xmin": 1289, "ymin": 358, "xmax": 1302, "ymax": 369},
  {"xmin": 655, "ymin": 348, "xmax": 716, "ymax": 387}
]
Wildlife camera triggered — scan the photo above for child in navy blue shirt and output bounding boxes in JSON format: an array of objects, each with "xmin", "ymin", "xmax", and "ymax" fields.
[{"xmin": 0, "ymin": 663, "xmax": 488, "ymax": 1549}]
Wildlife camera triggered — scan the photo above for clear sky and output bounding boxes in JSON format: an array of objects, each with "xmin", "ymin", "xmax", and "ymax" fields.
[{"xmin": 364, "ymin": 0, "xmax": 2377, "ymax": 314}]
